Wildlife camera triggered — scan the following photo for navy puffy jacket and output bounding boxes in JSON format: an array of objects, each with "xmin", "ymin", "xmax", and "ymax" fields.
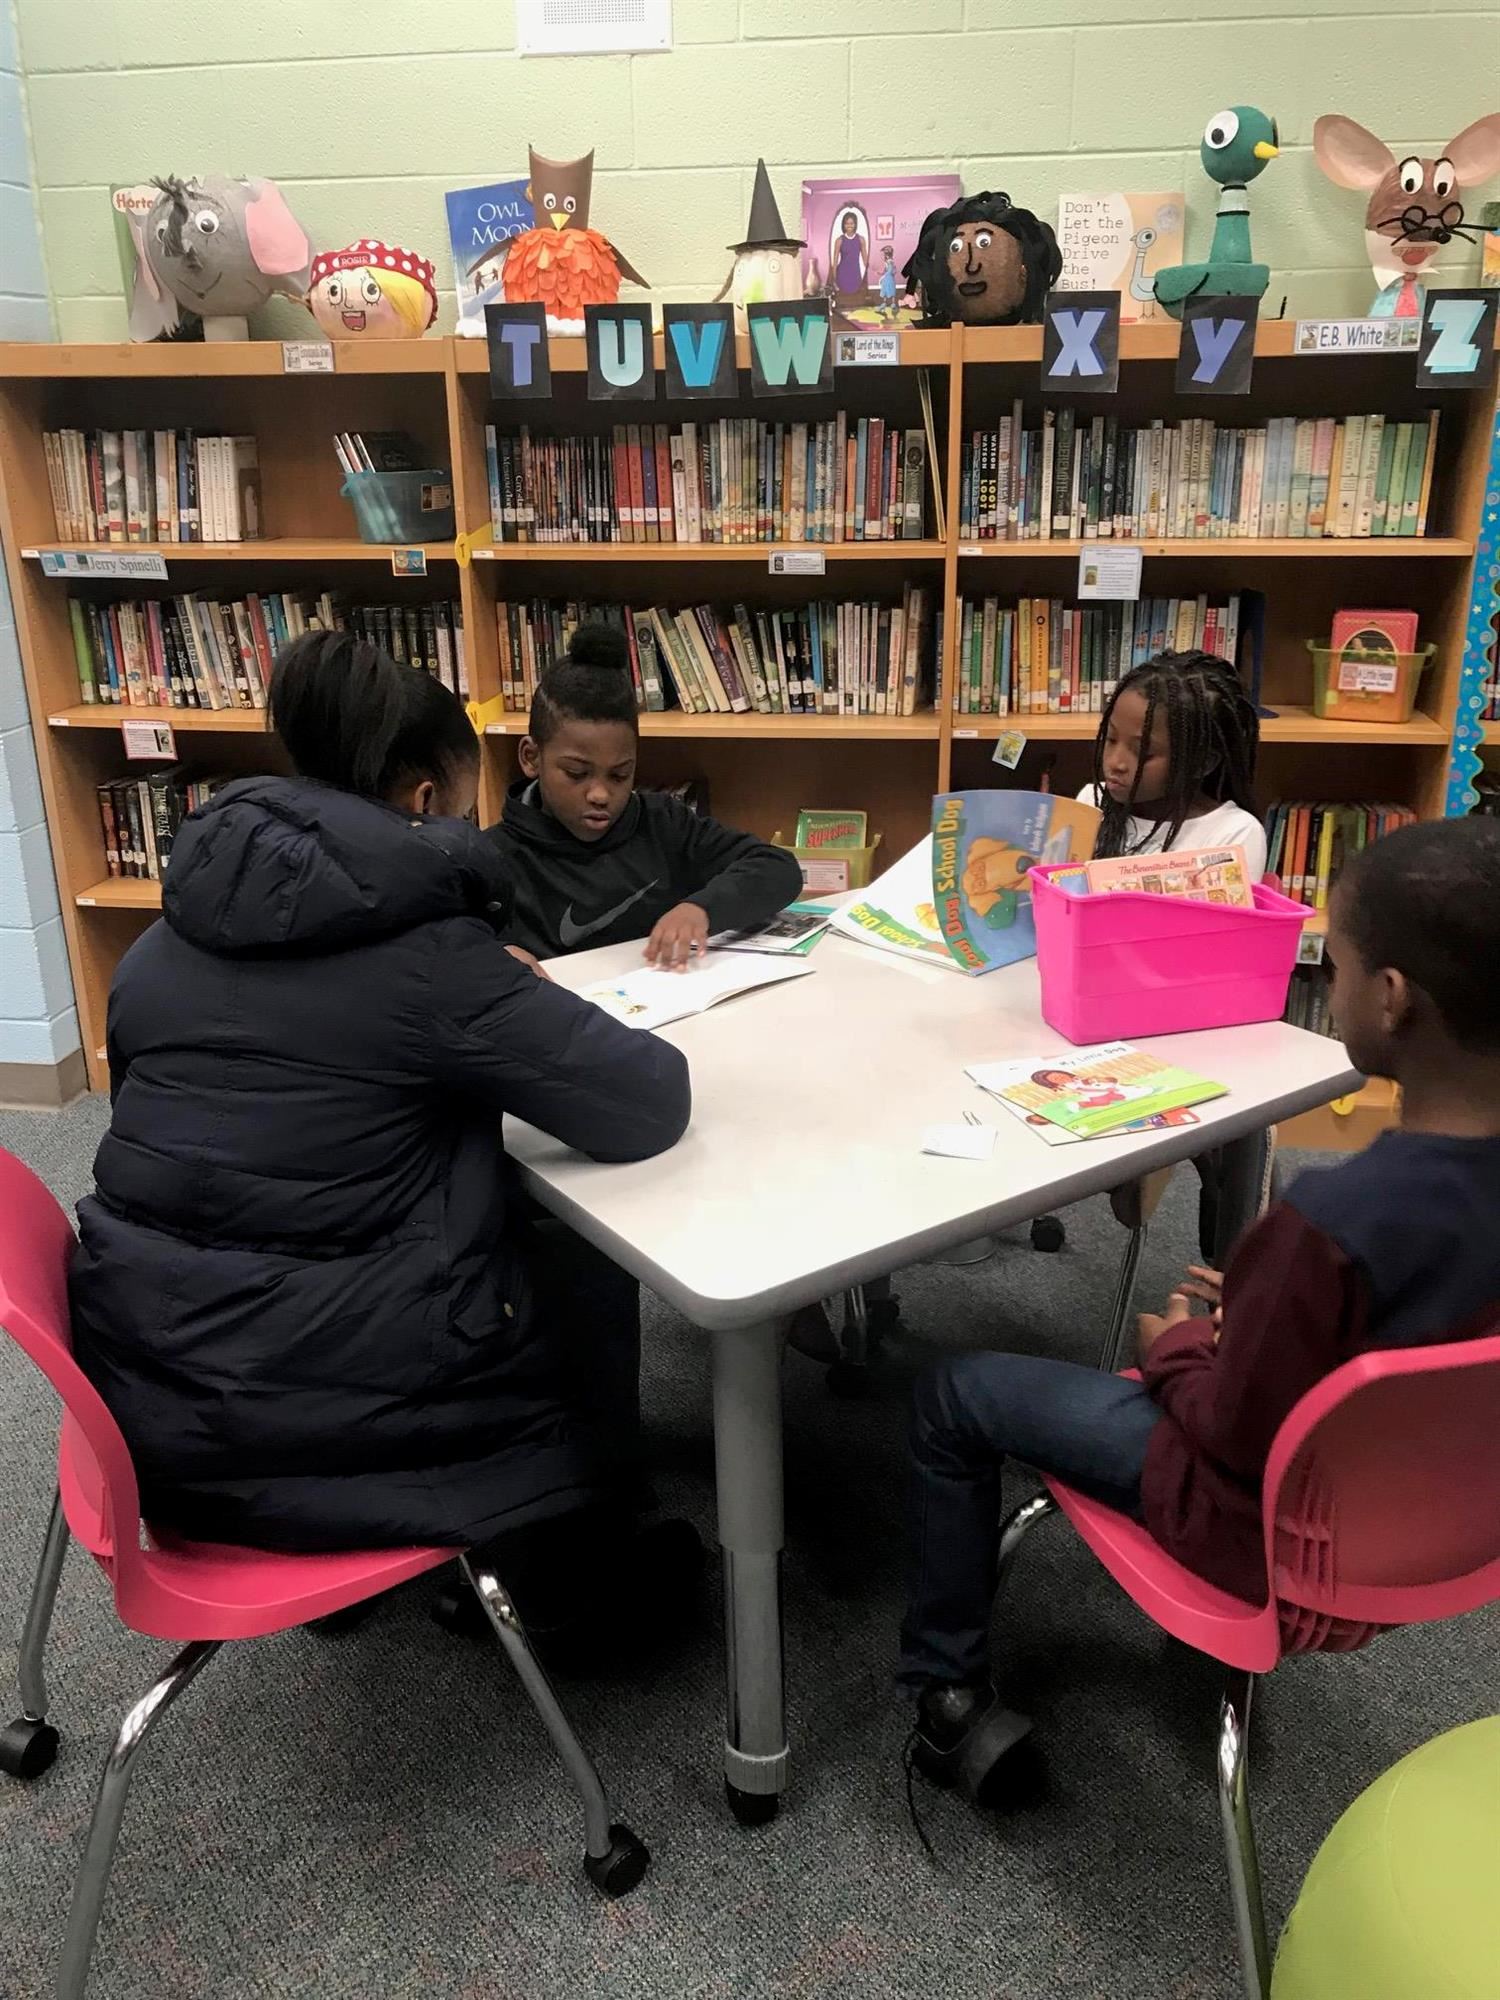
[{"xmin": 69, "ymin": 775, "xmax": 691, "ymax": 1551}]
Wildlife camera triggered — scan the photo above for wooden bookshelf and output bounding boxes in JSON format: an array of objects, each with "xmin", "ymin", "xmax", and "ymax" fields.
[{"xmin": 0, "ymin": 327, "xmax": 1493, "ymax": 1105}]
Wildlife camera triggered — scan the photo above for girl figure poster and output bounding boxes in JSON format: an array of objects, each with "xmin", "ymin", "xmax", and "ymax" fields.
[{"xmin": 801, "ymin": 173, "xmax": 960, "ymax": 328}]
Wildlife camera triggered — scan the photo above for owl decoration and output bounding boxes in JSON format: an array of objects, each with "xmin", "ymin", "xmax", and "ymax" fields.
[
  {"xmin": 306, "ymin": 241, "xmax": 438, "ymax": 339},
  {"xmin": 715, "ymin": 160, "xmax": 805, "ymax": 331},
  {"xmin": 497, "ymin": 147, "xmax": 648, "ymax": 333}
]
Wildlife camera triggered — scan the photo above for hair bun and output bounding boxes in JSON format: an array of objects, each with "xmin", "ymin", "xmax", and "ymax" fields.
[{"xmin": 567, "ymin": 623, "xmax": 631, "ymax": 674}]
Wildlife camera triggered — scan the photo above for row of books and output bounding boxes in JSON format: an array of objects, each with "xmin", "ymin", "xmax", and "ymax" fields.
[
  {"xmin": 69, "ymin": 594, "xmax": 468, "ymax": 709},
  {"xmin": 954, "ymin": 594, "xmax": 1244, "ymax": 717},
  {"xmin": 43, "ymin": 429, "xmax": 262, "ymax": 544},
  {"xmin": 1283, "ymin": 965, "xmax": 1336, "ymax": 1039},
  {"xmin": 484, "ymin": 418, "xmax": 930, "ymax": 546},
  {"xmin": 496, "ymin": 587, "xmax": 934, "ymax": 718},
  {"xmin": 957, "ymin": 408, "xmax": 1441, "ymax": 542},
  {"xmin": 1265, "ymin": 801, "xmax": 1417, "ymax": 911},
  {"xmin": 97, "ymin": 771, "xmax": 230, "ymax": 881}
]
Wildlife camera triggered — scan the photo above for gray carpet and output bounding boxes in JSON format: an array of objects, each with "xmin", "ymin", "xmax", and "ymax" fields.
[{"xmin": 0, "ymin": 1098, "xmax": 1492, "ymax": 2000}]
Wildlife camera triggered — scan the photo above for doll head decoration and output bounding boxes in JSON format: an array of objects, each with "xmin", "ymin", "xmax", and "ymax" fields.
[
  {"xmin": 1313, "ymin": 112, "xmax": 1500, "ymax": 318},
  {"xmin": 903, "ymin": 192, "xmax": 1061, "ymax": 326},
  {"xmin": 497, "ymin": 147, "xmax": 648, "ymax": 333},
  {"xmin": 128, "ymin": 175, "xmax": 313, "ymax": 342},
  {"xmin": 715, "ymin": 159, "xmax": 805, "ymax": 330},
  {"xmin": 307, "ymin": 241, "xmax": 438, "ymax": 338}
]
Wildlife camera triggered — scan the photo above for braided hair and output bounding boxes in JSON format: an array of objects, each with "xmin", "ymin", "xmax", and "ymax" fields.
[{"xmin": 1092, "ymin": 650, "xmax": 1260, "ymax": 859}]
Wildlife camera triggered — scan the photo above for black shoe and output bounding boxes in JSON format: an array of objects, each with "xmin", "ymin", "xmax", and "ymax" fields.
[
  {"xmin": 910, "ymin": 1681, "xmax": 1034, "ymax": 1805},
  {"xmin": 786, "ymin": 1301, "xmax": 838, "ymax": 1363}
]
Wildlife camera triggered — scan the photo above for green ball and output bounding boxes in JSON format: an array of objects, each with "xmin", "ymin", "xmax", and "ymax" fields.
[{"xmin": 1273, "ymin": 1717, "xmax": 1500, "ymax": 1998}]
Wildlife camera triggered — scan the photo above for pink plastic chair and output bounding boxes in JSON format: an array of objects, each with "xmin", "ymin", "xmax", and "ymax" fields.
[
  {"xmin": 0, "ymin": 1150, "xmax": 649, "ymax": 2000},
  {"xmin": 995, "ymin": 1335, "xmax": 1500, "ymax": 2000}
]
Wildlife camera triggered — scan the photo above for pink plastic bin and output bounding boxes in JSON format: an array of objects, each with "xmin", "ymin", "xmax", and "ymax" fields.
[{"xmin": 1030, "ymin": 863, "xmax": 1310, "ymax": 1043}]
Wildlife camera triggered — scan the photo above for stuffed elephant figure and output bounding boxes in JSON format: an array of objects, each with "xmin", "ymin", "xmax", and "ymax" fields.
[{"xmin": 128, "ymin": 175, "xmax": 314, "ymax": 342}]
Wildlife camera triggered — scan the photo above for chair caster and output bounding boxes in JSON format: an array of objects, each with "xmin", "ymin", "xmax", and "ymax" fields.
[
  {"xmin": 431, "ymin": 1580, "xmax": 488, "ymax": 1639},
  {"xmin": 584, "ymin": 1822, "xmax": 650, "ymax": 1897},
  {"xmin": 826, "ymin": 1358, "xmax": 871, "ymax": 1398},
  {"xmin": 1030, "ymin": 1215, "xmax": 1066, "ymax": 1253},
  {"xmin": 725, "ymin": 1778, "xmax": 779, "ymax": 1826},
  {"xmin": 0, "ymin": 1716, "xmax": 59, "ymax": 1780}
]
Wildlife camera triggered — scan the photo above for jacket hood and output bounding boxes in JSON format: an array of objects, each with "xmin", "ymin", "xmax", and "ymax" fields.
[
  {"xmin": 163, "ymin": 775, "xmax": 511, "ymax": 956},
  {"xmin": 501, "ymin": 777, "xmax": 643, "ymax": 857}
]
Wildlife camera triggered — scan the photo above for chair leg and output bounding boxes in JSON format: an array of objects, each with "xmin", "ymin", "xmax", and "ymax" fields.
[
  {"xmin": 837, "ymin": 1288, "xmax": 870, "ymax": 1368},
  {"xmin": 0, "ymin": 1488, "xmax": 71, "ymax": 1781},
  {"xmin": 1216, "ymin": 1667, "xmax": 1272, "ymax": 2000},
  {"xmin": 1095, "ymin": 1224, "xmax": 1146, "ymax": 1374},
  {"xmin": 995, "ymin": 1490, "xmax": 1058, "ymax": 1600},
  {"xmin": 56, "ymin": 1640, "xmax": 220, "ymax": 2000},
  {"xmin": 460, "ymin": 1557, "xmax": 649, "ymax": 1897}
]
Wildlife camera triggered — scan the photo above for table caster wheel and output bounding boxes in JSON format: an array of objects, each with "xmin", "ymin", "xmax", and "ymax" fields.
[
  {"xmin": 0, "ymin": 1716, "xmax": 59, "ymax": 1780},
  {"xmin": 725, "ymin": 1779, "xmax": 779, "ymax": 1826},
  {"xmin": 1030, "ymin": 1215, "xmax": 1066, "ymax": 1253},
  {"xmin": 584, "ymin": 1822, "xmax": 650, "ymax": 1896},
  {"xmin": 826, "ymin": 1359, "xmax": 870, "ymax": 1399}
]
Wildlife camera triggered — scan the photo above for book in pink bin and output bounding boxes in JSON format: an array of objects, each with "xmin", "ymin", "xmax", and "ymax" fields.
[
  {"xmin": 1077, "ymin": 844, "xmax": 1255, "ymax": 908},
  {"xmin": 800, "ymin": 174, "xmax": 960, "ymax": 327}
]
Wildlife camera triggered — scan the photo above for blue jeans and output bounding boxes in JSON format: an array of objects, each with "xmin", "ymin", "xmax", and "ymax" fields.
[{"xmin": 899, "ymin": 1353, "xmax": 1162, "ymax": 1687}]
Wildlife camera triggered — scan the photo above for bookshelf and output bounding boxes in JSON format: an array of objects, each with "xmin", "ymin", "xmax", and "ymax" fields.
[{"xmin": 0, "ymin": 326, "xmax": 1494, "ymax": 1108}]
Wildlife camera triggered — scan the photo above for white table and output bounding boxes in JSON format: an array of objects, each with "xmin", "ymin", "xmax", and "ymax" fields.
[{"xmin": 509, "ymin": 934, "xmax": 1361, "ymax": 1820}]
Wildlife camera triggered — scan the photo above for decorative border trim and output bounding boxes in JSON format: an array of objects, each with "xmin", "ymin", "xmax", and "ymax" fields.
[{"xmin": 1448, "ymin": 396, "xmax": 1500, "ymax": 816}]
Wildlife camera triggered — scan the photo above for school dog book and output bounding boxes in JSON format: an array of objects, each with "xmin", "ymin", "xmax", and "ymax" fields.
[
  {"xmin": 581, "ymin": 955, "xmax": 814, "ymax": 1033},
  {"xmin": 931, "ymin": 790, "xmax": 1101, "ymax": 974}
]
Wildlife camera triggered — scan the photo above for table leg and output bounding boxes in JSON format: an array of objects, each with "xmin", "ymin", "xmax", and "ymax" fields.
[
  {"xmin": 1214, "ymin": 1126, "xmax": 1274, "ymax": 1267},
  {"xmin": 709, "ymin": 1318, "xmax": 787, "ymax": 1825}
]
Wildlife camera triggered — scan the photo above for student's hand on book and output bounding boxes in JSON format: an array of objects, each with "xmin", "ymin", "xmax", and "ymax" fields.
[
  {"xmin": 504, "ymin": 945, "xmax": 552, "ymax": 981},
  {"xmin": 645, "ymin": 902, "xmax": 710, "ymax": 971},
  {"xmin": 1136, "ymin": 1292, "xmax": 1193, "ymax": 1361}
]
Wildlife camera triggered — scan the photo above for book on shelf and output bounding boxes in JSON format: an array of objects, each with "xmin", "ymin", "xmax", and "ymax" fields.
[
  {"xmin": 1283, "ymin": 963, "xmax": 1338, "ymax": 1039},
  {"xmin": 42, "ymin": 430, "xmax": 261, "ymax": 544},
  {"xmin": 494, "ymin": 588, "xmax": 934, "ymax": 718},
  {"xmin": 953, "ymin": 593, "xmax": 1245, "ymax": 716},
  {"xmin": 484, "ymin": 416, "xmax": 928, "ymax": 545},
  {"xmin": 96, "ymin": 770, "xmax": 231, "ymax": 882},
  {"xmin": 1264, "ymin": 801, "xmax": 1417, "ymax": 912},
  {"xmin": 67, "ymin": 592, "xmax": 467, "ymax": 709},
  {"xmin": 956, "ymin": 408, "xmax": 1441, "ymax": 542}
]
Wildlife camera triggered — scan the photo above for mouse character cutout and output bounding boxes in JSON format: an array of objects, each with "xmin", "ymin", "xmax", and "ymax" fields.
[
  {"xmin": 490, "ymin": 147, "xmax": 648, "ymax": 333},
  {"xmin": 307, "ymin": 242, "xmax": 438, "ymax": 339},
  {"xmin": 904, "ymin": 192, "xmax": 1061, "ymax": 326},
  {"xmin": 127, "ymin": 174, "xmax": 314, "ymax": 342},
  {"xmin": 1313, "ymin": 112, "xmax": 1500, "ymax": 318}
]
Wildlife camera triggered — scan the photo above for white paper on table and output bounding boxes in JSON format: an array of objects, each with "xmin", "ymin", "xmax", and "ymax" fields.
[{"xmin": 921, "ymin": 1122, "xmax": 997, "ymax": 1161}]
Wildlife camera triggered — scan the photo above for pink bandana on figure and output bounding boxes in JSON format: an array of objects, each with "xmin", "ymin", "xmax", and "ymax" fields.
[{"xmin": 306, "ymin": 240, "xmax": 438, "ymax": 338}]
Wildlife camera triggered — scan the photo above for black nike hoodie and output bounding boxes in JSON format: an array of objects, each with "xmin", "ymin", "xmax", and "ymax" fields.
[{"xmin": 491, "ymin": 779, "xmax": 804, "ymax": 958}]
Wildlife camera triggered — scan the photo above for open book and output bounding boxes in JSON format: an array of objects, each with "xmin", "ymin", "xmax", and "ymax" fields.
[
  {"xmin": 581, "ymin": 955, "xmax": 814, "ymax": 1032},
  {"xmin": 711, "ymin": 903, "xmax": 834, "ymax": 957}
]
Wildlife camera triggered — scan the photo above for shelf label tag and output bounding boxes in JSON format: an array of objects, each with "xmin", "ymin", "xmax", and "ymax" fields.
[
  {"xmin": 991, "ymin": 727, "xmax": 1028, "ymax": 769},
  {"xmin": 282, "ymin": 339, "xmax": 335, "ymax": 373},
  {"xmin": 1294, "ymin": 318, "xmax": 1419, "ymax": 356},
  {"xmin": 122, "ymin": 720, "xmax": 176, "ymax": 760},
  {"xmin": 833, "ymin": 331, "xmax": 899, "ymax": 368},
  {"xmin": 957, "ymin": 544, "xmax": 981, "ymax": 558},
  {"xmin": 1338, "ymin": 659, "xmax": 1398, "ymax": 695},
  {"xmin": 768, "ymin": 549, "xmax": 825, "ymax": 576},
  {"xmin": 1077, "ymin": 543, "xmax": 1141, "ymax": 600},
  {"xmin": 952, "ymin": 727, "xmax": 978, "ymax": 739},
  {"xmin": 39, "ymin": 549, "xmax": 168, "ymax": 580},
  {"xmin": 391, "ymin": 547, "xmax": 428, "ymax": 576}
]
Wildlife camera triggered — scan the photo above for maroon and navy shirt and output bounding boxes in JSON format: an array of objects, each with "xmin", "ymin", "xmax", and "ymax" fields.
[{"xmin": 1139, "ymin": 1130, "xmax": 1500, "ymax": 1602}]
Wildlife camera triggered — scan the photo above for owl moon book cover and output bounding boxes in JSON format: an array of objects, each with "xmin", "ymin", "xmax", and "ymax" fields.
[
  {"xmin": 1056, "ymin": 192, "xmax": 1185, "ymax": 323},
  {"xmin": 445, "ymin": 178, "xmax": 535, "ymax": 336}
]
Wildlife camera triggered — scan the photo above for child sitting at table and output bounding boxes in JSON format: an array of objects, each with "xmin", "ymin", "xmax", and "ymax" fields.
[
  {"xmin": 899, "ymin": 816, "xmax": 1500, "ymax": 1805},
  {"xmin": 489, "ymin": 623, "xmax": 803, "ymax": 963},
  {"xmin": 1078, "ymin": 648, "xmax": 1266, "ymax": 876},
  {"xmin": 1081, "ymin": 648, "xmax": 1267, "ymax": 1254}
]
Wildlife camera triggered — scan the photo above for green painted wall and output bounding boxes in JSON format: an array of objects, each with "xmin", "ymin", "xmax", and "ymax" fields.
[{"xmin": 12, "ymin": 0, "xmax": 1500, "ymax": 340}]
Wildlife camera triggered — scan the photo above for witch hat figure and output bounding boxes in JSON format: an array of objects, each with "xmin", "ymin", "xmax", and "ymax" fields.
[{"xmin": 716, "ymin": 160, "xmax": 805, "ymax": 329}]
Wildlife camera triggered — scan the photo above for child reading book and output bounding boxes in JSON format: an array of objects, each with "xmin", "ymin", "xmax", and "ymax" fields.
[
  {"xmin": 1077, "ymin": 649, "xmax": 1267, "ymax": 877},
  {"xmin": 490, "ymin": 624, "xmax": 804, "ymax": 963},
  {"xmin": 70, "ymin": 631, "xmax": 694, "ymax": 1626},
  {"xmin": 899, "ymin": 817, "xmax": 1500, "ymax": 1806}
]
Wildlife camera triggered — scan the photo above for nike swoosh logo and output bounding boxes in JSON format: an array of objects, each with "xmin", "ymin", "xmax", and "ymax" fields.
[{"xmin": 557, "ymin": 879, "xmax": 659, "ymax": 948}]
